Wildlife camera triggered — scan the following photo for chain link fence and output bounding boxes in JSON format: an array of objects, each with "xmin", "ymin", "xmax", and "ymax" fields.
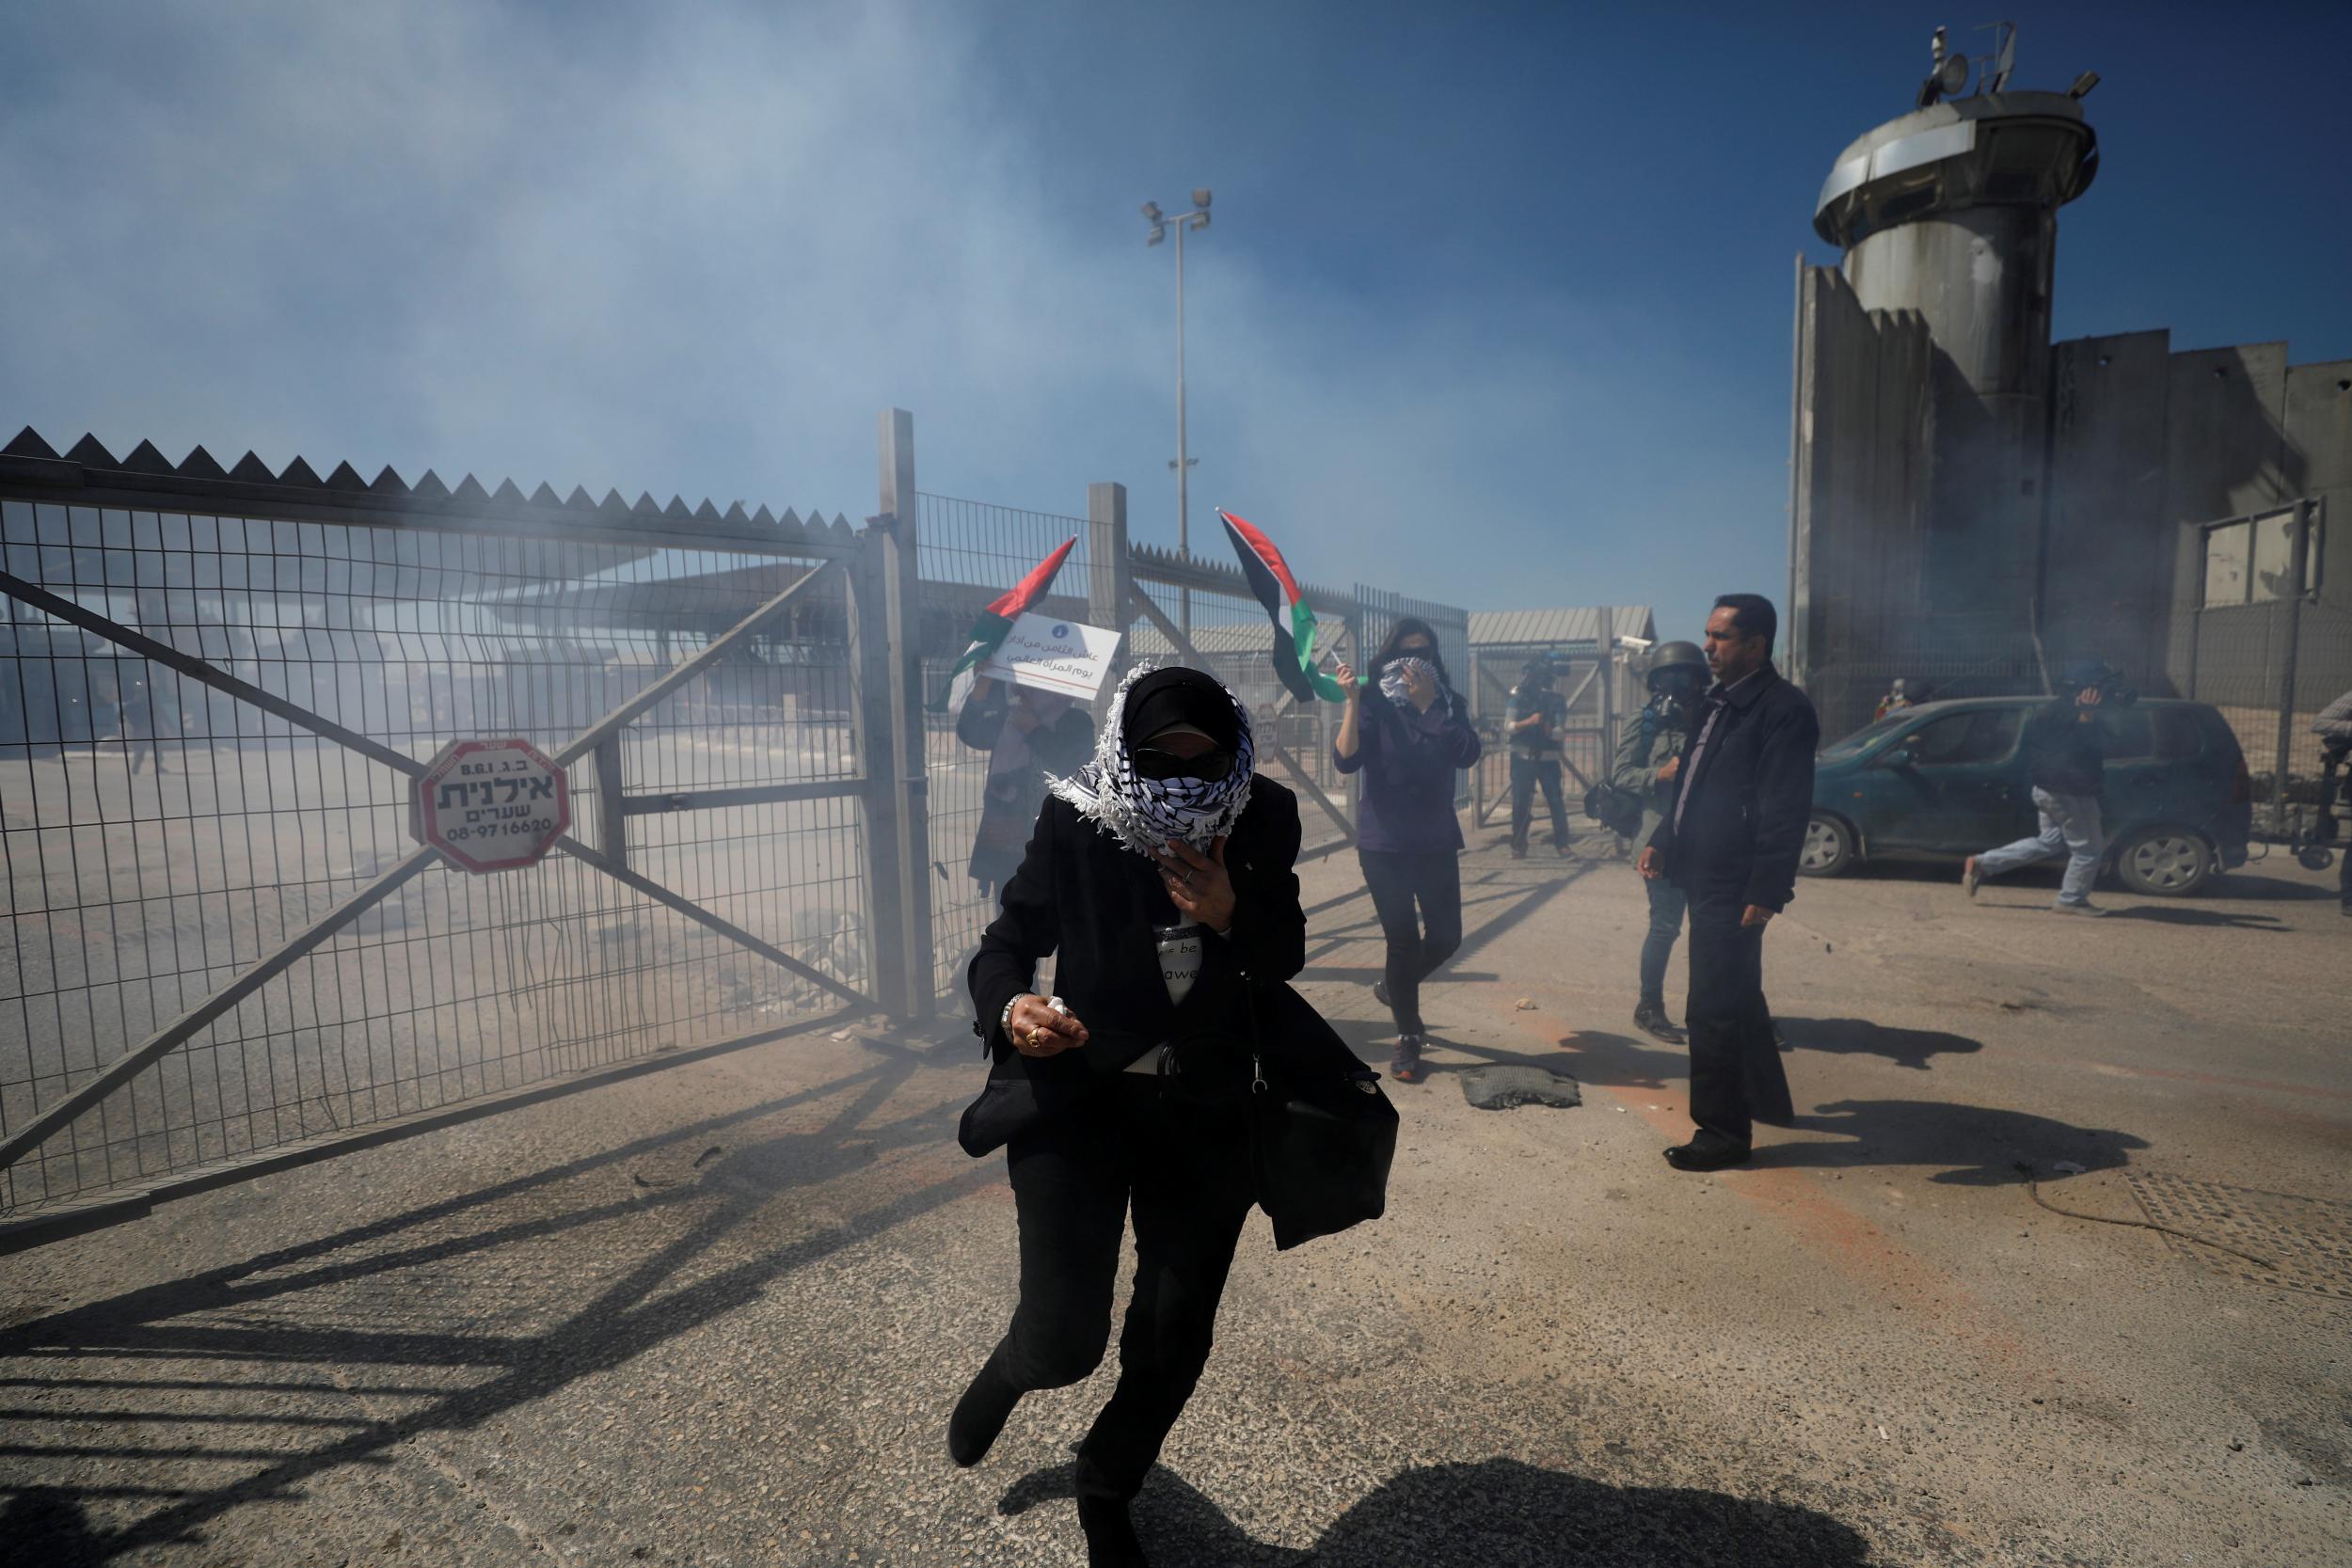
[{"xmin": 2, "ymin": 468, "xmax": 870, "ymax": 1225}]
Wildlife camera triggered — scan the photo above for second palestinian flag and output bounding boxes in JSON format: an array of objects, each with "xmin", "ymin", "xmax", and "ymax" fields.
[
  {"xmin": 930, "ymin": 535, "xmax": 1077, "ymax": 711},
  {"xmin": 1217, "ymin": 509, "xmax": 1349, "ymax": 704}
]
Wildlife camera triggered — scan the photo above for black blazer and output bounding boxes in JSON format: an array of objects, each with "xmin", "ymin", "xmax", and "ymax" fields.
[
  {"xmin": 1645, "ymin": 663, "xmax": 1820, "ymax": 911},
  {"xmin": 961, "ymin": 778, "xmax": 1345, "ymax": 1154}
]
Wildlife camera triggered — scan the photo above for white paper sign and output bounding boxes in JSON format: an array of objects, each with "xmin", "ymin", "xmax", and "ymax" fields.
[{"xmin": 978, "ymin": 612, "xmax": 1122, "ymax": 700}]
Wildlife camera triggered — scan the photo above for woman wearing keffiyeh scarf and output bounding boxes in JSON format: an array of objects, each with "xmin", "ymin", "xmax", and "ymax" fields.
[
  {"xmin": 1334, "ymin": 617, "xmax": 1483, "ymax": 1083},
  {"xmin": 951, "ymin": 662, "xmax": 1319, "ymax": 1567}
]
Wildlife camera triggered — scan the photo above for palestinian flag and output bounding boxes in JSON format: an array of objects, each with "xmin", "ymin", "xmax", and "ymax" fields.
[
  {"xmin": 930, "ymin": 535, "xmax": 1077, "ymax": 710},
  {"xmin": 1218, "ymin": 509, "xmax": 1349, "ymax": 704}
]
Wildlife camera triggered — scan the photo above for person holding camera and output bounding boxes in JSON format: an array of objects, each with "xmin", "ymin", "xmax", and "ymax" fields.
[
  {"xmin": 1505, "ymin": 659, "xmax": 1572, "ymax": 858},
  {"xmin": 1963, "ymin": 662, "xmax": 2118, "ymax": 915},
  {"xmin": 2314, "ymin": 686, "xmax": 2352, "ymax": 916},
  {"xmin": 1611, "ymin": 640, "xmax": 1707, "ymax": 1042}
]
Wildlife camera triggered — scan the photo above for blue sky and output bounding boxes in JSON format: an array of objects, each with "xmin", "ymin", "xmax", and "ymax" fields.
[{"xmin": 3, "ymin": 2, "xmax": 2346, "ymax": 644}]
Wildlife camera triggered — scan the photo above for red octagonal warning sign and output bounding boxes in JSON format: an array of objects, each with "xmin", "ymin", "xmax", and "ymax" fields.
[{"xmin": 409, "ymin": 737, "xmax": 572, "ymax": 873}]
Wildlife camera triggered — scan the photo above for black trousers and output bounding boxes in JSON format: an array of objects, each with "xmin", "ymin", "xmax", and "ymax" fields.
[
  {"xmin": 1682, "ymin": 886, "xmax": 1794, "ymax": 1146},
  {"xmin": 991, "ymin": 1077, "xmax": 1255, "ymax": 1502},
  {"xmin": 1358, "ymin": 848, "xmax": 1464, "ymax": 1036},
  {"xmin": 1509, "ymin": 756, "xmax": 1567, "ymax": 847}
]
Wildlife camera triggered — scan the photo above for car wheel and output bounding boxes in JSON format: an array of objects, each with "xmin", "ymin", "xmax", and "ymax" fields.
[
  {"xmin": 1800, "ymin": 813, "xmax": 1854, "ymax": 878},
  {"xmin": 2113, "ymin": 828, "xmax": 2212, "ymax": 896}
]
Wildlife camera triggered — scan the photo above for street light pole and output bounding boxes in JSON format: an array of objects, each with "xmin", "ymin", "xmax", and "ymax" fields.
[{"xmin": 1144, "ymin": 190, "xmax": 1211, "ymax": 640}]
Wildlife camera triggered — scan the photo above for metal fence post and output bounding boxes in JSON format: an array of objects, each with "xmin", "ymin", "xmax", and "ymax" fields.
[
  {"xmin": 875, "ymin": 409, "xmax": 934, "ymax": 1020},
  {"xmin": 2272, "ymin": 500, "xmax": 2311, "ymax": 826},
  {"xmin": 1597, "ymin": 608, "xmax": 1616, "ymax": 793},
  {"xmin": 846, "ymin": 515, "xmax": 906, "ymax": 1016},
  {"xmin": 1089, "ymin": 482, "xmax": 1132, "ymax": 712},
  {"xmin": 593, "ymin": 734, "xmax": 628, "ymax": 866}
]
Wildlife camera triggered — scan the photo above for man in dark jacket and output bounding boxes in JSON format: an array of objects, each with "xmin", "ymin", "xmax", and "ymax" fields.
[
  {"xmin": 1637, "ymin": 594, "xmax": 1819, "ymax": 1170},
  {"xmin": 1963, "ymin": 664, "xmax": 2112, "ymax": 915}
]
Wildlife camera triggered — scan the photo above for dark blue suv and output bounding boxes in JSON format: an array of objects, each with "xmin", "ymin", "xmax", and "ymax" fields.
[{"xmin": 1801, "ymin": 698, "xmax": 2252, "ymax": 895}]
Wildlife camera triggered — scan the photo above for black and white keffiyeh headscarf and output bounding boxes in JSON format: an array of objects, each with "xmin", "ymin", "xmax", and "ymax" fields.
[
  {"xmin": 1045, "ymin": 662, "xmax": 1254, "ymax": 856},
  {"xmin": 1378, "ymin": 655, "xmax": 1457, "ymax": 720}
]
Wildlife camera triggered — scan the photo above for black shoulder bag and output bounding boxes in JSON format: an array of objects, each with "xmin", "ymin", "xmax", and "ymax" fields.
[{"xmin": 1239, "ymin": 980, "xmax": 1400, "ymax": 1251}]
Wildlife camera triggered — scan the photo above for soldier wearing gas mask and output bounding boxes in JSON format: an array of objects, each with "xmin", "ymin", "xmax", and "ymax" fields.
[
  {"xmin": 1505, "ymin": 657, "xmax": 1572, "ymax": 858},
  {"xmin": 1611, "ymin": 641, "xmax": 1707, "ymax": 1041}
]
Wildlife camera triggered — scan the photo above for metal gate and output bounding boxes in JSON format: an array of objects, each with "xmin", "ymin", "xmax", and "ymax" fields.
[{"xmin": 0, "ymin": 420, "xmax": 932, "ymax": 1249}]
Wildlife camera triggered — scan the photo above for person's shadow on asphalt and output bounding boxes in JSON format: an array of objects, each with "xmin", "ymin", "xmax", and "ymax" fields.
[
  {"xmin": 2103, "ymin": 906, "xmax": 2287, "ymax": 929},
  {"xmin": 1752, "ymin": 1098, "xmax": 2149, "ymax": 1185},
  {"xmin": 1000, "ymin": 1455, "xmax": 1874, "ymax": 1565}
]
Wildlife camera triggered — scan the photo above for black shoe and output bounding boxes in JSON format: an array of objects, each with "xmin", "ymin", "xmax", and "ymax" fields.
[
  {"xmin": 1390, "ymin": 1033, "xmax": 1425, "ymax": 1085},
  {"xmin": 1509, "ymin": 841, "xmax": 1529, "ymax": 859},
  {"xmin": 1663, "ymin": 1137, "xmax": 1752, "ymax": 1171},
  {"xmin": 1077, "ymin": 1496, "xmax": 1149, "ymax": 1567},
  {"xmin": 1632, "ymin": 1003, "xmax": 1683, "ymax": 1044},
  {"xmin": 946, "ymin": 1355, "xmax": 1022, "ymax": 1467},
  {"xmin": 1373, "ymin": 979, "xmax": 1391, "ymax": 1009},
  {"xmin": 1554, "ymin": 840, "xmax": 1572, "ymax": 857},
  {"xmin": 1770, "ymin": 1019, "xmax": 1789, "ymax": 1051}
]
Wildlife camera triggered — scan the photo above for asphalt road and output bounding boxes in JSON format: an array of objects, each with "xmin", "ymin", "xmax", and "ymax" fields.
[{"xmin": 2, "ymin": 831, "xmax": 2345, "ymax": 1566}]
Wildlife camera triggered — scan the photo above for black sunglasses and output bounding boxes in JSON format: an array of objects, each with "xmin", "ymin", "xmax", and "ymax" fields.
[{"xmin": 1130, "ymin": 746, "xmax": 1234, "ymax": 783}]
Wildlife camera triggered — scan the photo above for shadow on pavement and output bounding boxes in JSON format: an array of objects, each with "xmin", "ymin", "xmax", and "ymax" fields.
[
  {"xmin": 2202, "ymin": 871, "xmax": 2342, "ymax": 902},
  {"xmin": 2105, "ymin": 906, "xmax": 2288, "ymax": 929},
  {"xmin": 1002, "ymin": 1455, "xmax": 1874, "ymax": 1566},
  {"xmin": 0, "ymin": 1050, "xmax": 991, "ymax": 1565},
  {"xmin": 1754, "ymin": 1099, "xmax": 2150, "ymax": 1186},
  {"xmin": 1774, "ymin": 1016, "xmax": 1984, "ymax": 1071},
  {"xmin": 1300, "ymin": 854, "xmax": 1596, "ymax": 989}
]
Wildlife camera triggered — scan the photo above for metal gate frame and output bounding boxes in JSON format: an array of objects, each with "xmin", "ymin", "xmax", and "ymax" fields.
[{"xmin": 0, "ymin": 416, "xmax": 938, "ymax": 1251}]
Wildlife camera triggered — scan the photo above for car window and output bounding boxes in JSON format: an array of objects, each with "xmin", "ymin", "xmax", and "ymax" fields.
[
  {"xmin": 1903, "ymin": 708, "xmax": 2021, "ymax": 767},
  {"xmin": 1819, "ymin": 711, "xmax": 1914, "ymax": 762},
  {"xmin": 2151, "ymin": 707, "xmax": 2203, "ymax": 761},
  {"xmin": 2100, "ymin": 708, "xmax": 2154, "ymax": 762}
]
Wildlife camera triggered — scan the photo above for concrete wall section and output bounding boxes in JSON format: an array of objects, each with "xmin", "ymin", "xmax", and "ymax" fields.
[
  {"xmin": 2283, "ymin": 360, "xmax": 2352, "ymax": 716},
  {"xmin": 2045, "ymin": 329, "xmax": 2171, "ymax": 688},
  {"xmin": 2162, "ymin": 341, "xmax": 2293, "ymax": 698},
  {"xmin": 1789, "ymin": 265, "xmax": 1935, "ymax": 737}
]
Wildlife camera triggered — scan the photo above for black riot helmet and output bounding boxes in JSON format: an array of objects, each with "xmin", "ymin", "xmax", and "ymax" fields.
[{"xmin": 1646, "ymin": 641, "xmax": 1707, "ymax": 695}]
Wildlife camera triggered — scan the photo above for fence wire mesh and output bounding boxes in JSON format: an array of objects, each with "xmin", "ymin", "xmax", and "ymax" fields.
[
  {"xmin": 1, "ymin": 496, "xmax": 866, "ymax": 1214},
  {"xmin": 2179, "ymin": 598, "xmax": 2352, "ymax": 834}
]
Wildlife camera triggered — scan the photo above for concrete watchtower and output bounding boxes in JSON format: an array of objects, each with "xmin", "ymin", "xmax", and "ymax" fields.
[
  {"xmin": 1791, "ymin": 25, "xmax": 2102, "ymax": 719},
  {"xmin": 1813, "ymin": 35, "xmax": 2099, "ymax": 418}
]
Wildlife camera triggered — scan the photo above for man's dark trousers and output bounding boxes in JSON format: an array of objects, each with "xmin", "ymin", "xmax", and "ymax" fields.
[
  {"xmin": 1683, "ymin": 886, "xmax": 1793, "ymax": 1145},
  {"xmin": 1510, "ymin": 755, "xmax": 1567, "ymax": 848}
]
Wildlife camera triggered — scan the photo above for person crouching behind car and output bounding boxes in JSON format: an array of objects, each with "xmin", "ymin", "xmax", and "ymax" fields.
[{"xmin": 1963, "ymin": 662, "xmax": 2114, "ymax": 916}]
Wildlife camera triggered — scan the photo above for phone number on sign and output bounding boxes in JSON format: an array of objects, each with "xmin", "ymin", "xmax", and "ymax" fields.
[{"xmin": 438, "ymin": 819, "xmax": 561, "ymax": 842}]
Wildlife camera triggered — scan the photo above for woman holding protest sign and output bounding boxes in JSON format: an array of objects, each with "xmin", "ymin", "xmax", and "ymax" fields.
[{"xmin": 955, "ymin": 673, "xmax": 1095, "ymax": 904}]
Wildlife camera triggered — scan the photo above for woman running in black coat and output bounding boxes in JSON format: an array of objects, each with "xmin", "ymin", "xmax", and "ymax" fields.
[{"xmin": 949, "ymin": 664, "xmax": 1304, "ymax": 1567}]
